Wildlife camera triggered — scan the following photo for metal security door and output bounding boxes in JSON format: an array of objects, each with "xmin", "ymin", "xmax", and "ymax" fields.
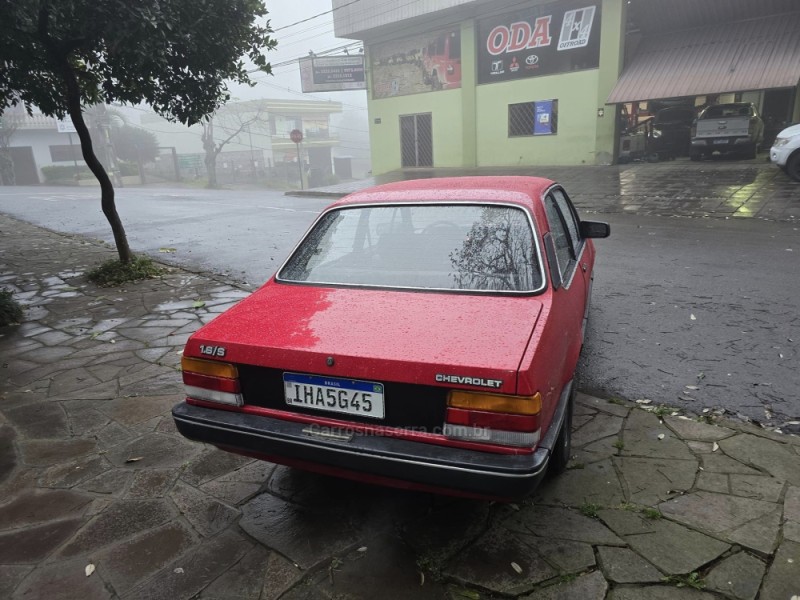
[{"xmin": 400, "ymin": 113, "xmax": 433, "ymax": 167}]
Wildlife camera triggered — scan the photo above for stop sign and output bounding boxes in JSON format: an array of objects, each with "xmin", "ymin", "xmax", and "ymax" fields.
[{"xmin": 290, "ymin": 129, "xmax": 303, "ymax": 144}]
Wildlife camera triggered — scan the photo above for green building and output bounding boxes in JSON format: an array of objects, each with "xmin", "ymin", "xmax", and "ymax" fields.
[{"xmin": 332, "ymin": 0, "xmax": 800, "ymax": 175}]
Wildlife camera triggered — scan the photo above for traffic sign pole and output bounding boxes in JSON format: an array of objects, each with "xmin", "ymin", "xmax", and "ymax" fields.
[{"xmin": 290, "ymin": 129, "xmax": 304, "ymax": 190}]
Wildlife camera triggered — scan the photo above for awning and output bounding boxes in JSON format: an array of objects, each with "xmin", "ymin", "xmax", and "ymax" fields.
[{"xmin": 607, "ymin": 11, "xmax": 800, "ymax": 104}]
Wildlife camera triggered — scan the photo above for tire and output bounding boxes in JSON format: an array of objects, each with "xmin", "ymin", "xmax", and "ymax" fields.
[
  {"xmin": 744, "ymin": 144, "xmax": 757, "ymax": 160},
  {"xmin": 785, "ymin": 152, "xmax": 800, "ymax": 182},
  {"xmin": 547, "ymin": 384, "xmax": 575, "ymax": 477}
]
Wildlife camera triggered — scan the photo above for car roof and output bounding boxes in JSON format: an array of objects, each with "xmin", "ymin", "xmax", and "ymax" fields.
[{"xmin": 331, "ymin": 176, "xmax": 557, "ymax": 212}]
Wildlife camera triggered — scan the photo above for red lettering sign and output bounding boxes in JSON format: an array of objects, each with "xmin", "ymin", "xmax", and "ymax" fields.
[
  {"xmin": 486, "ymin": 15, "xmax": 552, "ymax": 55},
  {"xmin": 508, "ymin": 21, "xmax": 532, "ymax": 52},
  {"xmin": 487, "ymin": 25, "xmax": 509, "ymax": 55},
  {"xmin": 529, "ymin": 16, "xmax": 552, "ymax": 48}
]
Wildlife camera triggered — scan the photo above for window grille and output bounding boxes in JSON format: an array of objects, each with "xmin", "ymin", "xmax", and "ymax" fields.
[{"xmin": 508, "ymin": 100, "xmax": 558, "ymax": 137}]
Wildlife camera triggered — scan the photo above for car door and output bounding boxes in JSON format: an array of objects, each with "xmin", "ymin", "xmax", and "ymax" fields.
[
  {"xmin": 548, "ymin": 188, "xmax": 594, "ymax": 341},
  {"xmin": 543, "ymin": 189, "xmax": 589, "ymax": 365}
]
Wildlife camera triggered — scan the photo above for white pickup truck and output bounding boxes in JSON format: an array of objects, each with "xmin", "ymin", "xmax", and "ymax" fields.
[
  {"xmin": 690, "ymin": 102, "xmax": 764, "ymax": 161},
  {"xmin": 770, "ymin": 123, "xmax": 800, "ymax": 182}
]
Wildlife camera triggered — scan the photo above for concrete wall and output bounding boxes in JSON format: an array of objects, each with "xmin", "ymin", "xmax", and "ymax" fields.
[
  {"xmin": 367, "ymin": 78, "xmax": 465, "ymax": 174},
  {"xmin": 12, "ymin": 129, "xmax": 82, "ymax": 178}
]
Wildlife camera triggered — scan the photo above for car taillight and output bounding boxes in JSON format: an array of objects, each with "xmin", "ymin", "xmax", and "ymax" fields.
[
  {"xmin": 182, "ymin": 355, "xmax": 243, "ymax": 406},
  {"xmin": 443, "ymin": 391, "xmax": 541, "ymax": 447}
]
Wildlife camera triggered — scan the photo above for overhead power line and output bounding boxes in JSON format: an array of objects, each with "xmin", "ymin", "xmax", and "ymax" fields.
[{"xmin": 273, "ymin": 0, "xmax": 362, "ymax": 32}]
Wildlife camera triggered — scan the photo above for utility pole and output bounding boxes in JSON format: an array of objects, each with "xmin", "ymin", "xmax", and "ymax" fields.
[
  {"xmin": 290, "ymin": 128, "xmax": 304, "ymax": 190},
  {"xmin": 247, "ymin": 124, "xmax": 256, "ymax": 177}
]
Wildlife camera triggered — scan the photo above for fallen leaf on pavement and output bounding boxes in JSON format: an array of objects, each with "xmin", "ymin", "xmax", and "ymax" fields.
[
  {"xmin": 657, "ymin": 434, "xmax": 665, "ymax": 440},
  {"xmin": 159, "ymin": 248, "xmax": 177, "ymax": 253},
  {"xmin": 712, "ymin": 442, "xmax": 719, "ymax": 452},
  {"xmin": 85, "ymin": 564, "xmax": 95, "ymax": 577},
  {"xmin": 511, "ymin": 562, "xmax": 523, "ymax": 574},
  {"xmin": 125, "ymin": 457, "xmax": 143, "ymax": 463}
]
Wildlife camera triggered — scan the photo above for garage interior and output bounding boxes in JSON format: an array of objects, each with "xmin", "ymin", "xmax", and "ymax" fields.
[{"xmin": 609, "ymin": 0, "xmax": 800, "ymax": 162}]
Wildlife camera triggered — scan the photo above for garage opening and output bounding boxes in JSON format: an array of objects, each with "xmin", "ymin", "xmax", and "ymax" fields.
[{"xmin": 608, "ymin": 7, "xmax": 800, "ymax": 162}]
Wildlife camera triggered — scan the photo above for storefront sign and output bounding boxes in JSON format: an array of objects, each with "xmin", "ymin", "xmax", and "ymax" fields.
[
  {"xmin": 370, "ymin": 29, "xmax": 461, "ymax": 99},
  {"xmin": 478, "ymin": 1, "xmax": 601, "ymax": 84},
  {"xmin": 56, "ymin": 119, "xmax": 77, "ymax": 134},
  {"xmin": 299, "ymin": 56, "xmax": 366, "ymax": 92}
]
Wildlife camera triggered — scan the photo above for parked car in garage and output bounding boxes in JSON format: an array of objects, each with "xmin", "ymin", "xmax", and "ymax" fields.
[
  {"xmin": 770, "ymin": 123, "xmax": 800, "ymax": 182},
  {"xmin": 648, "ymin": 105, "xmax": 696, "ymax": 159},
  {"xmin": 690, "ymin": 102, "xmax": 764, "ymax": 160},
  {"xmin": 172, "ymin": 177, "xmax": 609, "ymax": 499}
]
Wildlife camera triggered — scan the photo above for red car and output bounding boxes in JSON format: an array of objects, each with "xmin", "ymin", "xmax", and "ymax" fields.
[{"xmin": 172, "ymin": 177, "xmax": 609, "ymax": 499}]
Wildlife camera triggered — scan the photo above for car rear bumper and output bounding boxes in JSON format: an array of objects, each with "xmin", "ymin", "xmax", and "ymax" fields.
[
  {"xmin": 691, "ymin": 137, "xmax": 753, "ymax": 150},
  {"xmin": 172, "ymin": 402, "xmax": 552, "ymax": 498}
]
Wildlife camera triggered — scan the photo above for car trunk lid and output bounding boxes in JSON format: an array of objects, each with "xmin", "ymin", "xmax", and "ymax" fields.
[{"xmin": 187, "ymin": 282, "xmax": 542, "ymax": 397}]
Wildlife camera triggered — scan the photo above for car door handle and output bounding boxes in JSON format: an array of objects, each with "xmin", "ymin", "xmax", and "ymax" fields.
[{"xmin": 581, "ymin": 263, "xmax": 588, "ymax": 272}]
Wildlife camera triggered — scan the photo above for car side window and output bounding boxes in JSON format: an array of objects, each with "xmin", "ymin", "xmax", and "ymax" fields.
[
  {"xmin": 551, "ymin": 188, "xmax": 582, "ymax": 253},
  {"xmin": 544, "ymin": 194, "xmax": 574, "ymax": 279}
]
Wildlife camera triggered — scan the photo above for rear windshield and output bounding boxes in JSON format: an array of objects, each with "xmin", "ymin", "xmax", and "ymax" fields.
[
  {"xmin": 702, "ymin": 104, "xmax": 751, "ymax": 119},
  {"xmin": 278, "ymin": 204, "xmax": 542, "ymax": 293}
]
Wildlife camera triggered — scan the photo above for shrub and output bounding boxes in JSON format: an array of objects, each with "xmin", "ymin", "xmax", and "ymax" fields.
[
  {"xmin": 88, "ymin": 256, "xmax": 164, "ymax": 287},
  {"xmin": 41, "ymin": 164, "xmax": 92, "ymax": 183},
  {"xmin": 0, "ymin": 288, "xmax": 24, "ymax": 326}
]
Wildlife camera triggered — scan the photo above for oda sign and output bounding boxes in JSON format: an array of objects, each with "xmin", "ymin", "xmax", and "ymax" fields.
[{"xmin": 477, "ymin": 0, "xmax": 600, "ymax": 84}]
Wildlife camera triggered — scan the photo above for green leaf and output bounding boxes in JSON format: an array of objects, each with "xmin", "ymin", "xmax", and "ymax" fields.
[{"xmin": 192, "ymin": 300, "xmax": 206, "ymax": 309}]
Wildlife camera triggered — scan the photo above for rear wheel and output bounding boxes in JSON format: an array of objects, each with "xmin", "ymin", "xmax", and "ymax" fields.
[
  {"xmin": 786, "ymin": 152, "xmax": 800, "ymax": 182},
  {"xmin": 547, "ymin": 385, "xmax": 575, "ymax": 477}
]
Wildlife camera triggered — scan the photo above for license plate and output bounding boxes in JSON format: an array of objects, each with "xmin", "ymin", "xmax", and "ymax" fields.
[
  {"xmin": 714, "ymin": 139, "xmax": 728, "ymax": 145},
  {"xmin": 283, "ymin": 373, "xmax": 385, "ymax": 419}
]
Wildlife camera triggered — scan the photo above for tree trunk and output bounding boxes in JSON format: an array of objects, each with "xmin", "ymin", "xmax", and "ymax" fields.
[
  {"xmin": 205, "ymin": 152, "xmax": 218, "ymax": 188},
  {"xmin": 62, "ymin": 70, "xmax": 133, "ymax": 263},
  {"xmin": 202, "ymin": 121, "xmax": 218, "ymax": 189}
]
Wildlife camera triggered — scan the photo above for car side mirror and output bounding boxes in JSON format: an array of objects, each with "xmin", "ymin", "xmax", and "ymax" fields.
[
  {"xmin": 580, "ymin": 221, "xmax": 610, "ymax": 238},
  {"xmin": 543, "ymin": 233, "xmax": 562, "ymax": 290}
]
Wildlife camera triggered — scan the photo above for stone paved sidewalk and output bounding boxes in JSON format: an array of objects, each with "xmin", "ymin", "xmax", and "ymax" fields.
[{"xmin": 1, "ymin": 213, "xmax": 799, "ymax": 600}]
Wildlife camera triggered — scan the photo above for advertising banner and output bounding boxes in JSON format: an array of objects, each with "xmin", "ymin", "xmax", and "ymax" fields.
[
  {"xmin": 477, "ymin": 1, "xmax": 601, "ymax": 85},
  {"xmin": 534, "ymin": 100, "xmax": 555, "ymax": 135},
  {"xmin": 299, "ymin": 56, "xmax": 366, "ymax": 92},
  {"xmin": 371, "ymin": 29, "xmax": 461, "ymax": 99}
]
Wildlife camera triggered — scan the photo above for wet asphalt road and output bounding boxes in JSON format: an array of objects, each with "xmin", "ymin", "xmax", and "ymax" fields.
[{"xmin": 0, "ymin": 185, "xmax": 798, "ymax": 425}]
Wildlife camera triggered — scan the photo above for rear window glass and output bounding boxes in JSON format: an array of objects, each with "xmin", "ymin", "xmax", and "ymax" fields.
[
  {"xmin": 702, "ymin": 104, "xmax": 751, "ymax": 119},
  {"xmin": 278, "ymin": 204, "xmax": 542, "ymax": 292}
]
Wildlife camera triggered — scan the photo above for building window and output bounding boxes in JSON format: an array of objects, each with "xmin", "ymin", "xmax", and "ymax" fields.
[
  {"xmin": 508, "ymin": 100, "xmax": 558, "ymax": 137},
  {"xmin": 49, "ymin": 145, "xmax": 83, "ymax": 162}
]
